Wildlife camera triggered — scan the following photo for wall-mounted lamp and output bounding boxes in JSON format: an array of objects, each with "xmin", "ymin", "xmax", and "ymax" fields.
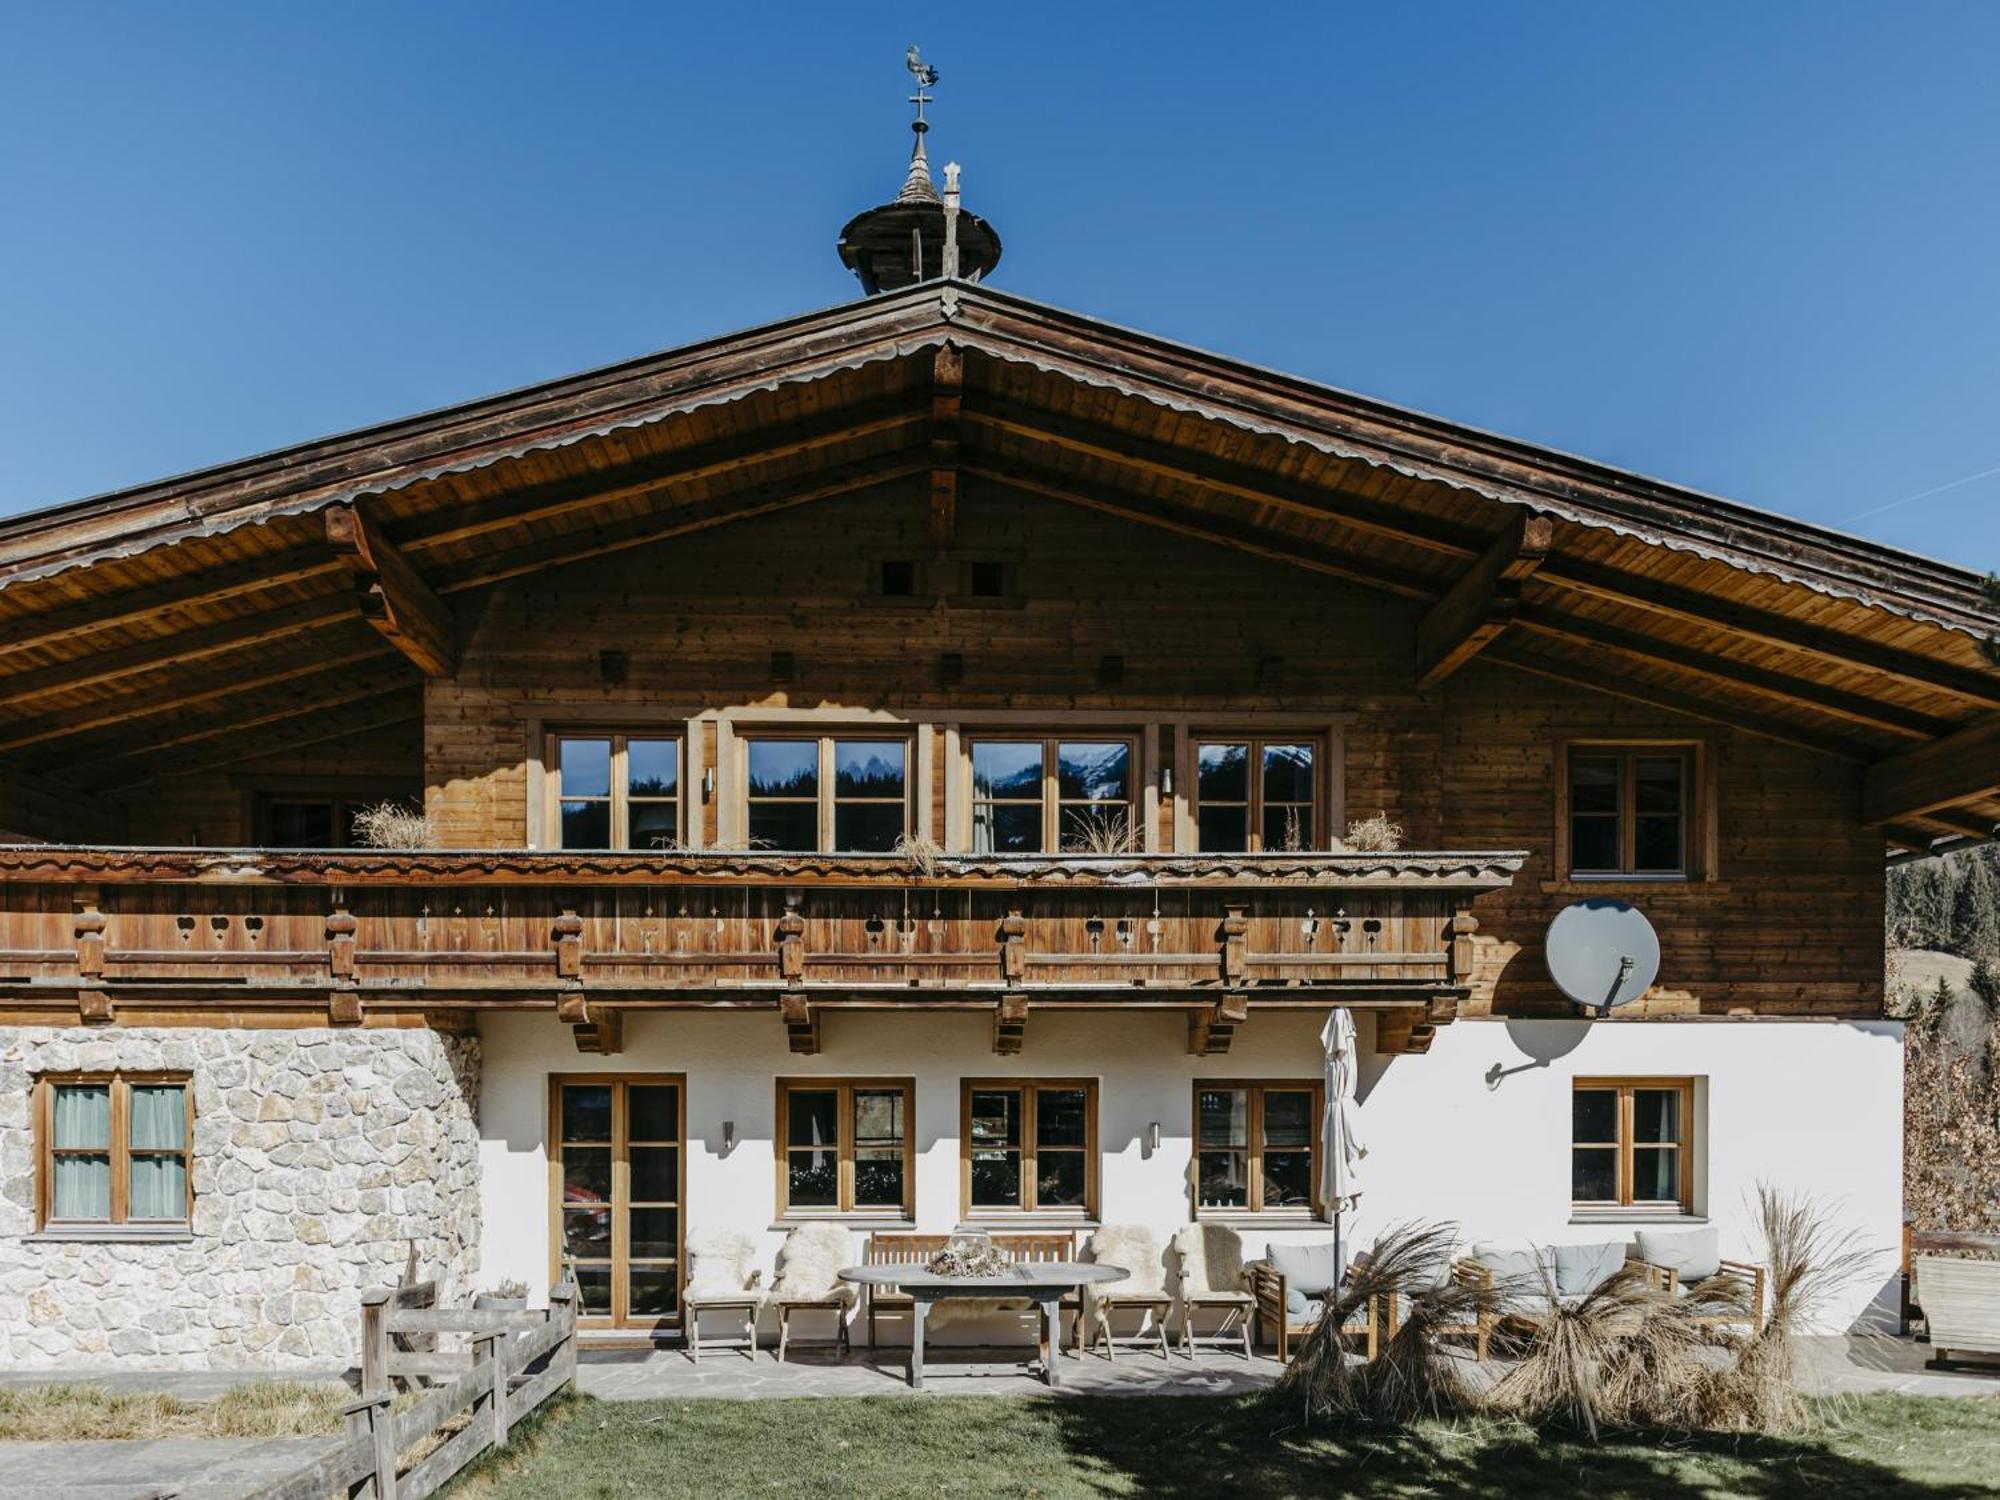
[
  {"xmin": 722, "ymin": 1120, "xmax": 735, "ymax": 1151},
  {"xmin": 702, "ymin": 768, "xmax": 716, "ymax": 800},
  {"xmin": 1160, "ymin": 766, "xmax": 1174, "ymax": 797},
  {"xmin": 1146, "ymin": 1121, "xmax": 1161, "ymax": 1152}
]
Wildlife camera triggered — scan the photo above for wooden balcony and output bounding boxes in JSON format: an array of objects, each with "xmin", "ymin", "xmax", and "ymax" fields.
[{"xmin": 0, "ymin": 846, "xmax": 1524, "ymax": 1055}]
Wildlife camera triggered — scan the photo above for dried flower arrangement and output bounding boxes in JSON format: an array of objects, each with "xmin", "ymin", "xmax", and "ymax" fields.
[{"xmin": 925, "ymin": 1244, "xmax": 1014, "ymax": 1278}]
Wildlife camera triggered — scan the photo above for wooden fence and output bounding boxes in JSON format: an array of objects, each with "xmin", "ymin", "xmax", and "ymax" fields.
[{"xmin": 247, "ymin": 1281, "xmax": 578, "ymax": 1500}]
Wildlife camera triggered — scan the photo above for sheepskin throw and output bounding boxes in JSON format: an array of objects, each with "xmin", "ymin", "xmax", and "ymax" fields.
[
  {"xmin": 1083, "ymin": 1224, "xmax": 1165, "ymax": 1322},
  {"xmin": 684, "ymin": 1229, "xmax": 757, "ymax": 1298},
  {"xmin": 1172, "ymin": 1223, "xmax": 1248, "ymax": 1296},
  {"xmin": 771, "ymin": 1222, "xmax": 857, "ymax": 1307}
]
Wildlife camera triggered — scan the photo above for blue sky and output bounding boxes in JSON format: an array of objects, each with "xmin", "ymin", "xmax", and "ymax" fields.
[{"xmin": 2, "ymin": 3, "xmax": 1995, "ymax": 572}]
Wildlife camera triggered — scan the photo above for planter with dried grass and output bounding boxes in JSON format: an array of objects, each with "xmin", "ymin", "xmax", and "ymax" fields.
[
  {"xmin": 1061, "ymin": 807, "xmax": 1136, "ymax": 856},
  {"xmin": 1340, "ymin": 812, "xmax": 1404, "ymax": 853},
  {"xmin": 893, "ymin": 832, "xmax": 944, "ymax": 880},
  {"xmin": 1693, "ymin": 1185, "xmax": 1878, "ymax": 1434},
  {"xmin": 350, "ymin": 801, "xmax": 434, "ymax": 851},
  {"xmin": 1490, "ymin": 1264, "xmax": 1742, "ymax": 1440},
  {"xmin": 1276, "ymin": 1221, "xmax": 1483, "ymax": 1425}
]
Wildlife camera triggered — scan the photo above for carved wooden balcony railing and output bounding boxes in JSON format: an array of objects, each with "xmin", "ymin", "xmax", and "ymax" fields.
[{"xmin": 0, "ymin": 846, "xmax": 1524, "ymax": 1055}]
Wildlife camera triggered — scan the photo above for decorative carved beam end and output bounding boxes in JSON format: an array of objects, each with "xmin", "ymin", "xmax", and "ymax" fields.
[
  {"xmin": 781, "ymin": 994, "xmax": 819, "ymax": 1054},
  {"xmin": 993, "ymin": 994, "xmax": 1028, "ymax": 1055}
]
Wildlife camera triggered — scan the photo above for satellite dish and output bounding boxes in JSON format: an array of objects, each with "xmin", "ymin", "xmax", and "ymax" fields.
[{"xmin": 1545, "ymin": 899, "xmax": 1660, "ymax": 1016}]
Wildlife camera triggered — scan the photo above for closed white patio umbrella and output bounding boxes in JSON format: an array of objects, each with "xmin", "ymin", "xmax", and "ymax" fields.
[{"xmin": 1320, "ymin": 1007, "xmax": 1367, "ymax": 1281}]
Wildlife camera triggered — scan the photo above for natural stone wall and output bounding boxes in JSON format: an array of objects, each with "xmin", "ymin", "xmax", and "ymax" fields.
[{"xmin": 0, "ymin": 1026, "xmax": 480, "ymax": 1369}]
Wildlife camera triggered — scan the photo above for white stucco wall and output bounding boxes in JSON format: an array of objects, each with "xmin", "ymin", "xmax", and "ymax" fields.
[{"xmin": 478, "ymin": 1009, "xmax": 1903, "ymax": 1337}]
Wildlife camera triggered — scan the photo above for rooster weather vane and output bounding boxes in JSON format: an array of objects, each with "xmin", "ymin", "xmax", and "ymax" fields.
[{"xmin": 906, "ymin": 45, "xmax": 939, "ymax": 126}]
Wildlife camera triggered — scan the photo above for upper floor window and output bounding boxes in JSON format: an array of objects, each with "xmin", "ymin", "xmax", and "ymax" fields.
[
  {"xmin": 745, "ymin": 736, "xmax": 908, "ymax": 852},
  {"xmin": 37, "ymin": 1073, "xmax": 192, "ymax": 1232},
  {"xmin": 550, "ymin": 733, "xmax": 681, "ymax": 850},
  {"xmin": 1566, "ymin": 747, "xmax": 1689, "ymax": 877},
  {"xmin": 1572, "ymin": 1078, "xmax": 1693, "ymax": 1212},
  {"xmin": 1193, "ymin": 739, "xmax": 1318, "ymax": 852},
  {"xmin": 970, "ymin": 737, "xmax": 1135, "ymax": 854},
  {"xmin": 962, "ymin": 1080, "xmax": 1097, "ymax": 1217}
]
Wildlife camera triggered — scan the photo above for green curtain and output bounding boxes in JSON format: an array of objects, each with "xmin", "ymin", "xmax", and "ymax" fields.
[{"xmin": 52, "ymin": 1085, "xmax": 112, "ymax": 1220}]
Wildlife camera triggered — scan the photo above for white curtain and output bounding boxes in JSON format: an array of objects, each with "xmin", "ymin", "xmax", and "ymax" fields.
[
  {"xmin": 129, "ymin": 1085, "xmax": 187, "ymax": 1220},
  {"xmin": 52, "ymin": 1085, "xmax": 111, "ymax": 1220}
]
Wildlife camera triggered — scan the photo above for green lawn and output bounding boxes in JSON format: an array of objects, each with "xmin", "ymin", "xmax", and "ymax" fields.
[{"xmin": 444, "ymin": 1392, "xmax": 2000, "ymax": 1499}]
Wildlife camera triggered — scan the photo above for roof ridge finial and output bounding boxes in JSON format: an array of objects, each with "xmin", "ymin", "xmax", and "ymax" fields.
[{"xmin": 896, "ymin": 45, "xmax": 941, "ymax": 205}]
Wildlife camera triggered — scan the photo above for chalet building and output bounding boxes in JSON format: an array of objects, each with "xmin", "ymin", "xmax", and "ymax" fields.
[{"xmin": 0, "ymin": 99, "xmax": 1996, "ymax": 1371}]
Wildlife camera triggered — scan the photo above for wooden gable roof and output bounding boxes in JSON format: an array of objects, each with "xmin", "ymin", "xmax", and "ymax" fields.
[{"xmin": 0, "ymin": 282, "xmax": 1994, "ymax": 852}]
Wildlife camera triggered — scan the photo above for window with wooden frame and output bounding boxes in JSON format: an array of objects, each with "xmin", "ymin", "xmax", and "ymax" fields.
[
  {"xmin": 968, "ymin": 737, "xmax": 1135, "ymax": 854},
  {"xmin": 1193, "ymin": 1081, "xmax": 1324, "ymax": 1216},
  {"xmin": 35, "ymin": 1073, "xmax": 192, "ymax": 1232},
  {"xmin": 742, "ymin": 735, "xmax": 909, "ymax": 852},
  {"xmin": 547, "ymin": 732, "xmax": 682, "ymax": 850},
  {"xmin": 962, "ymin": 1080, "xmax": 1098, "ymax": 1217},
  {"xmin": 1564, "ymin": 746, "xmax": 1693, "ymax": 878},
  {"xmin": 775, "ymin": 1079, "xmax": 915, "ymax": 1218},
  {"xmin": 1571, "ymin": 1078, "xmax": 1694, "ymax": 1212},
  {"xmin": 1192, "ymin": 738, "xmax": 1320, "ymax": 852},
  {"xmin": 549, "ymin": 1075, "xmax": 684, "ymax": 1329}
]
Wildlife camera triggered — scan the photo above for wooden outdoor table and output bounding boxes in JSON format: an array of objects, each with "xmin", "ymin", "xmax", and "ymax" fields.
[{"xmin": 837, "ymin": 1262, "xmax": 1128, "ymax": 1389}]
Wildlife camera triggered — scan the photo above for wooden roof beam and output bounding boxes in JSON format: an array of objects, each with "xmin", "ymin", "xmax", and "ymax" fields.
[
  {"xmin": 101, "ymin": 697, "xmax": 424, "ymax": 792},
  {"xmin": 401, "ymin": 396, "xmax": 926, "ymax": 555},
  {"xmin": 963, "ymin": 402, "xmax": 1484, "ymax": 559},
  {"xmin": 1513, "ymin": 606, "xmax": 1958, "ymax": 740},
  {"xmin": 431, "ymin": 454, "xmax": 929, "ymax": 595},
  {"xmin": 0, "ymin": 551, "xmax": 345, "ymax": 663},
  {"xmin": 929, "ymin": 344, "xmax": 962, "ymax": 549},
  {"xmin": 68, "ymin": 673, "xmax": 421, "ymax": 778},
  {"xmin": 1415, "ymin": 513, "xmax": 1554, "ymax": 687},
  {"xmin": 324, "ymin": 505, "xmax": 457, "ymax": 677},
  {"xmin": 1484, "ymin": 638, "xmax": 1874, "ymax": 760},
  {"xmin": 1921, "ymin": 808, "xmax": 2000, "ymax": 842},
  {"xmin": 967, "ymin": 465, "xmax": 1442, "ymax": 599},
  {"xmin": 1862, "ymin": 714, "xmax": 2000, "ymax": 824},
  {"xmin": 0, "ymin": 642, "xmax": 395, "ymax": 756},
  {"xmin": 1537, "ymin": 556, "xmax": 2000, "ymax": 709},
  {"xmin": 0, "ymin": 595, "xmax": 355, "ymax": 709}
]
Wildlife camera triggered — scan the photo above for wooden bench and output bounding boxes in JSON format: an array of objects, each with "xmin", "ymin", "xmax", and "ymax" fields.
[{"xmin": 861, "ymin": 1232, "xmax": 1081, "ymax": 1353}]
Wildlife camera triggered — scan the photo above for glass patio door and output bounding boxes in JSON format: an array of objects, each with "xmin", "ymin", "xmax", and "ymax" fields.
[{"xmin": 551, "ymin": 1075, "xmax": 684, "ymax": 1332}]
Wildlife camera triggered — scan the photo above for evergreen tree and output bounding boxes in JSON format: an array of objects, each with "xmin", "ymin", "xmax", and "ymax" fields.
[{"xmin": 1952, "ymin": 854, "xmax": 2000, "ymax": 962}]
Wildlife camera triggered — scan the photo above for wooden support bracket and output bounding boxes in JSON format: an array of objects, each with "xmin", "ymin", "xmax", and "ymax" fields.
[
  {"xmin": 1415, "ymin": 511, "xmax": 1554, "ymax": 687},
  {"xmin": 781, "ymin": 993, "xmax": 820, "ymax": 1054},
  {"xmin": 1188, "ymin": 993, "xmax": 1249, "ymax": 1055},
  {"xmin": 74, "ymin": 886, "xmax": 111, "ymax": 1023},
  {"xmin": 573, "ymin": 1010, "xmax": 624, "ymax": 1054},
  {"xmin": 1219, "ymin": 905, "xmax": 1249, "ymax": 985},
  {"xmin": 1448, "ymin": 905, "xmax": 1479, "ymax": 985},
  {"xmin": 324, "ymin": 502, "xmax": 459, "ymax": 677},
  {"xmin": 993, "ymin": 993, "xmax": 1028, "ymax": 1055},
  {"xmin": 1374, "ymin": 1011, "xmax": 1437, "ymax": 1056},
  {"xmin": 553, "ymin": 909, "xmax": 584, "ymax": 978},
  {"xmin": 326, "ymin": 905, "xmax": 361, "ymax": 1023},
  {"xmin": 777, "ymin": 900, "xmax": 806, "ymax": 982},
  {"xmin": 999, "ymin": 909, "xmax": 1027, "ymax": 983}
]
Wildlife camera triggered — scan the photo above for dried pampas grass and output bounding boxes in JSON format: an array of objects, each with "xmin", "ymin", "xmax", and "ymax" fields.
[{"xmin": 350, "ymin": 801, "xmax": 433, "ymax": 850}]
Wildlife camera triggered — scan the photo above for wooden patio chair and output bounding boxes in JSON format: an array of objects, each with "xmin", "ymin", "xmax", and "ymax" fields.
[
  {"xmin": 861, "ymin": 1232, "xmax": 950, "ymax": 1346},
  {"xmin": 1171, "ymin": 1224, "xmax": 1253, "ymax": 1360},
  {"xmin": 771, "ymin": 1223, "xmax": 857, "ymax": 1361},
  {"xmin": 1246, "ymin": 1251, "xmax": 1381, "ymax": 1363},
  {"xmin": 1082, "ymin": 1226, "xmax": 1172, "ymax": 1361}
]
